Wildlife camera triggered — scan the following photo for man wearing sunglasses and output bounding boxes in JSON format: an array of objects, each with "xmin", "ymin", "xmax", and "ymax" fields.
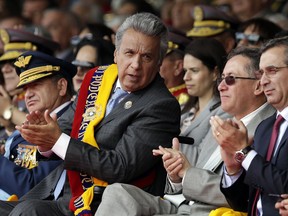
[
  {"xmin": 211, "ymin": 37, "xmax": 288, "ymax": 215},
  {"xmin": 93, "ymin": 47, "xmax": 274, "ymax": 216}
]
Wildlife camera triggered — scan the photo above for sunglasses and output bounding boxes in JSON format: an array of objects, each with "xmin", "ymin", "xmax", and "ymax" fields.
[
  {"xmin": 235, "ymin": 32, "xmax": 262, "ymax": 45},
  {"xmin": 71, "ymin": 60, "xmax": 96, "ymax": 69},
  {"xmin": 217, "ymin": 75, "xmax": 257, "ymax": 86}
]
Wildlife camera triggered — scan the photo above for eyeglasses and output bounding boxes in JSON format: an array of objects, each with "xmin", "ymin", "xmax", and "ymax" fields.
[
  {"xmin": 235, "ymin": 32, "xmax": 262, "ymax": 45},
  {"xmin": 71, "ymin": 60, "xmax": 96, "ymax": 69},
  {"xmin": 217, "ymin": 75, "xmax": 258, "ymax": 86},
  {"xmin": 70, "ymin": 33, "xmax": 94, "ymax": 46},
  {"xmin": 255, "ymin": 65, "xmax": 288, "ymax": 79}
]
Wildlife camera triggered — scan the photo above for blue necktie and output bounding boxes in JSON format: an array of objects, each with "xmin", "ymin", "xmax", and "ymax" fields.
[
  {"xmin": 54, "ymin": 170, "xmax": 66, "ymax": 200},
  {"xmin": 106, "ymin": 87, "xmax": 128, "ymax": 116}
]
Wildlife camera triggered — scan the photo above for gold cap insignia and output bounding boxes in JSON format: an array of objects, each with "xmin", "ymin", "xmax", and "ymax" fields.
[
  {"xmin": 194, "ymin": 6, "xmax": 204, "ymax": 21},
  {"xmin": 0, "ymin": 29, "xmax": 10, "ymax": 44},
  {"xmin": 14, "ymin": 55, "xmax": 32, "ymax": 68}
]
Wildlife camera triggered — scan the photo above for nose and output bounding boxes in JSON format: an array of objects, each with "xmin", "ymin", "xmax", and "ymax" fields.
[
  {"xmin": 1, "ymin": 62, "xmax": 13, "ymax": 74},
  {"xmin": 259, "ymin": 73, "xmax": 269, "ymax": 86},
  {"xmin": 217, "ymin": 79, "xmax": 227, "ymax": 92},
  {"xmin": 183, "ymin": 71, "xmax": 191, "ymax": 81},
  {"xmin": 131, "ymin": 55, "xmax": 141, "ymax": 70},
  {"xmin": 76, "ymin": 67, "xmax": 87, "ymax": 76},
  {"xmin": 24, "ymin": 88, "xmax": 34, "ymax": 100}
]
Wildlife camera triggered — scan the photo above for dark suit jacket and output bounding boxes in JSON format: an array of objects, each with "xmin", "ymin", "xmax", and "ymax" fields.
[
  {"xmin": 0, "ymin": 103, "xmax": 70, "ymax": 199},
  {"xmin": 221, "ymin": 111, "xmax": 288, "ymax": 215},
  {"xmin": 58, "ymin": 73, "xmax": 181, "ymax": 197}
]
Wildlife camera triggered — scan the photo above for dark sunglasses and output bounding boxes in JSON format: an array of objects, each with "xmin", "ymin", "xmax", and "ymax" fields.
[
  {"xmin": 217, "ymin": 75, "xmax": 257, "ymax": 86},
  {"xmin": 71, "ymin": 60, "xmax": 96, "ymax": 69},
  {"xmin": 235, "ymin": 32, "xmax": 262, "ymax": 45}
]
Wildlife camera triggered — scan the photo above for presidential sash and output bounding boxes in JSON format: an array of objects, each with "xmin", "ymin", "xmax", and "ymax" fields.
[{"xmin": 68, "ymin": 64, "xmax": 118, "ymax": 216}]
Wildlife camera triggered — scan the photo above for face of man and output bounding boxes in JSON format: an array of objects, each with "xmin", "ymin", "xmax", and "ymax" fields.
[
  {"xmin": 41, "ymin": 11, "xmax": 73, "ymax": 50},
  {"xmin": 160, "ymin": 53, "xmax": 183, "ymax": 88},
  {"xmin": 24, "ymin": 77, "xmax": 67, "ymax": 113},
  {"xmin": 259, "ymin": 46, "xmax": 288, "ymax": 111},
  {"xmin": 218, "ymin": 55, "xmax": 258, "ymax": 119},
  {"xmin": 114, "ymin": 28, "xmax": 161, "ymax": 92}
]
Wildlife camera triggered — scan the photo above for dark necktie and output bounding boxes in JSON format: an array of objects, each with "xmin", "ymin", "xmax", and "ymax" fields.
[
  {"xmin": 106, "ymin": 87, "xmax": 128, "ymax": 116},
  {"xmin": 252, "ymin": 114, "xmax": 284, "ymax": 216}
]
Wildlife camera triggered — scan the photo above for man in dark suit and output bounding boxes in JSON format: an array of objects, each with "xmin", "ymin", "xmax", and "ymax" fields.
[
  {"xmin": 0, "ymin": 12, "xmax": 181, "ymax": 216},
  {"xmin": 94, "ymin": 46, "xmax": 275, "ymax": 216},
  {"xmin": 211, "ymin": 36, "xmax": 288, "ymax": 215},
  {"xmin": 0, "ymin": 50, "xmax": 76, "ymax": 200}
]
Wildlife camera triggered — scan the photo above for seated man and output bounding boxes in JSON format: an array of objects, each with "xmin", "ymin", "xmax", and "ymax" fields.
[
  {"xmin": 0, "ymin": 50, "xmax": 76, "ymax": 200},
  {"xmin": 0, "ymin": 12, "xmax": 181, "ymax": 216},
  {"xmin": 95, "ymin": 46, "xmax": 275, "ymax": 216}
]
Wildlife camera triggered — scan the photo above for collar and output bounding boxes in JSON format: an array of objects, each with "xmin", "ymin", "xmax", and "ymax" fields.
[
  {"xmin": 51, "ymin": 101, "xmax": 71, "ymax": 116},
  {"xmin": 240, "ymin": 102, "xmax": 269, "ymax": 126}
]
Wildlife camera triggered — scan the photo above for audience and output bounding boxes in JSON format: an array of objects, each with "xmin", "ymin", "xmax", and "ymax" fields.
[
  {"xmin": 210, "ymin": 36, "xmax": 288, "ymax": 215},
  {"xmin": 160, "ymin": 28, "xmax": 191, "ymax": 109},
  {"xmin": 236, "ymin": 17, "xmax": 282, "ymax": 48},
  {"xmin": 186, "ymin": 4, "xmax": 239, "ymax": 53},
  {"xmin": 0, "ymin": 1, "xmax": 287, "ymax": 215},
  {"xmin": 40, "ymin": 8, "xmax": 83, "ymax": 62},
  {"xmin": 0, "ymin": 12, "xmax": 181, "ymax": 216},
  {"xmin": 0, "ymin": 27, "xmax": 59, "ymax": 141},
  {"xmin": 95, "ymin": 37, "xmax": 230, "ymax": 216},
  {"xmin": 0, "ymin": 50, "xmax": 76, "ymax": 201}
]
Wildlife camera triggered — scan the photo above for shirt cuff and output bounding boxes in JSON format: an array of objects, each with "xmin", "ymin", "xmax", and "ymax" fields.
[
  {"xmin": 222, "ymin": 166, "xmax": 243, "ymax": 188},
  {"xmin": 242, "ymin": 149, "xmax": 257, "ymax": 171},
  {"xmin": 167, "ymin": 175, "xmax": 183, "ymax": 192},
  {"xmin": 51, "ymin": 133, "xmax": 70, "ymax": 160}
]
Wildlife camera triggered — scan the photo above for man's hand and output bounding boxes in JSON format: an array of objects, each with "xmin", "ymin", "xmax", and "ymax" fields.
[
  {"xmin": 210, "ymin": 116, "xmax": 248, "ymax": 153},
  {"xmin": 210, "ymin": 116, "xmax": 248, "ymax": 174},
  {"xmin": 275, "ymin": 194, "xmax": 288, "ymax": 216},
  {"xmin": 153, "ymin": 137, "xmax": 191, "ymax": 183},
  {"xmin": 16, "ymin": 109, "xmax": 62, "ymax": 152}
]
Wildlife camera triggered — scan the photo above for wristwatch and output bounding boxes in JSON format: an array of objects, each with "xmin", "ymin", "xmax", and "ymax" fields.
[
  {"xmin": 2, "ymin": 106, "xmax": 13, "ymax": 121},
  {"xmin": 234, "ymin": 146, "xmax": 253, "ymax": 163}
]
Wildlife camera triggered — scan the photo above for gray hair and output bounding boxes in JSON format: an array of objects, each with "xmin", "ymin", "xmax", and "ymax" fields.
[{"xmin": 115, "ymin": 12, "xmax": 168, "ymax": 63}]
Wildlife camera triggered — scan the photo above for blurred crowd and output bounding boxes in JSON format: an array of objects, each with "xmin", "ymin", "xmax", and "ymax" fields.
[{"xmin": 0, "ymin": 0, "xmax": 288, "ymax": 215}]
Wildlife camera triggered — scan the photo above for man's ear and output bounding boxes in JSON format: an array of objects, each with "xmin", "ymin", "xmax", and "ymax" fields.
[
  {"xmin": 114, "ymin": 50, "xmax": 117, "ymax": 63},
  {"xmin": 173, "ymin": 59, "xmax": 184, "ymax": 76},
  {"xmin": 254, "ymin": 80, "xmax": 263, "ymax": 96},
  {"xmin": 58, "ymin": 78, "xmax": 68, "ymax": 96}
]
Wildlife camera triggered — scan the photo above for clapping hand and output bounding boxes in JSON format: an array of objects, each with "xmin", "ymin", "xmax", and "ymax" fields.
[
  {"xmin": 275, "ymin": 194, "xmax": 288, "ymax": 216},
  {"xmin": 16, "ymin": 109, "xmax": 62, "ymax": 152},
  {"xmin": 153, "ymin": 137, "xmax": 191, "ymax": 183}
]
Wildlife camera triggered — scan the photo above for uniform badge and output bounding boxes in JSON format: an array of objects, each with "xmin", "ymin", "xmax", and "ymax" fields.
[
  {"xmin": 14, "ymin": 144, "xmax": 38, "ymax": 169},
  {"xmin": 83, "ymin": 107, "xmax": 97, "ymax": 121},
  {"xmin": 14, "ymin": 55, "xmax": 32, "ymax": 68},
  {"xmin": 124, "ymin": 101, "xmax": 132, "ymax": 109}
]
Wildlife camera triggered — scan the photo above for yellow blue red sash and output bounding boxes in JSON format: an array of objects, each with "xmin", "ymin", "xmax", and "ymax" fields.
[{"xmin": 68, "ymin": 64, "xmax": 118, "ymax": 216}]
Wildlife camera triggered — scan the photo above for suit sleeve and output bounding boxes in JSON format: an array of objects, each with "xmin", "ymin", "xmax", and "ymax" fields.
[
  {"xmin": 220, "ymin": 171, "xmax": 249, "ymax": 211},
  {"xmin": 0, "ymin": 155, "xmax": 62, "ymax": 198},
  {"xmin": 64, "ymin": 96, "xmax": 181, "ymax": 183},
  {"xmin": 183, "ymin": 167, "xmax": 230, "ymax": 207}
]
